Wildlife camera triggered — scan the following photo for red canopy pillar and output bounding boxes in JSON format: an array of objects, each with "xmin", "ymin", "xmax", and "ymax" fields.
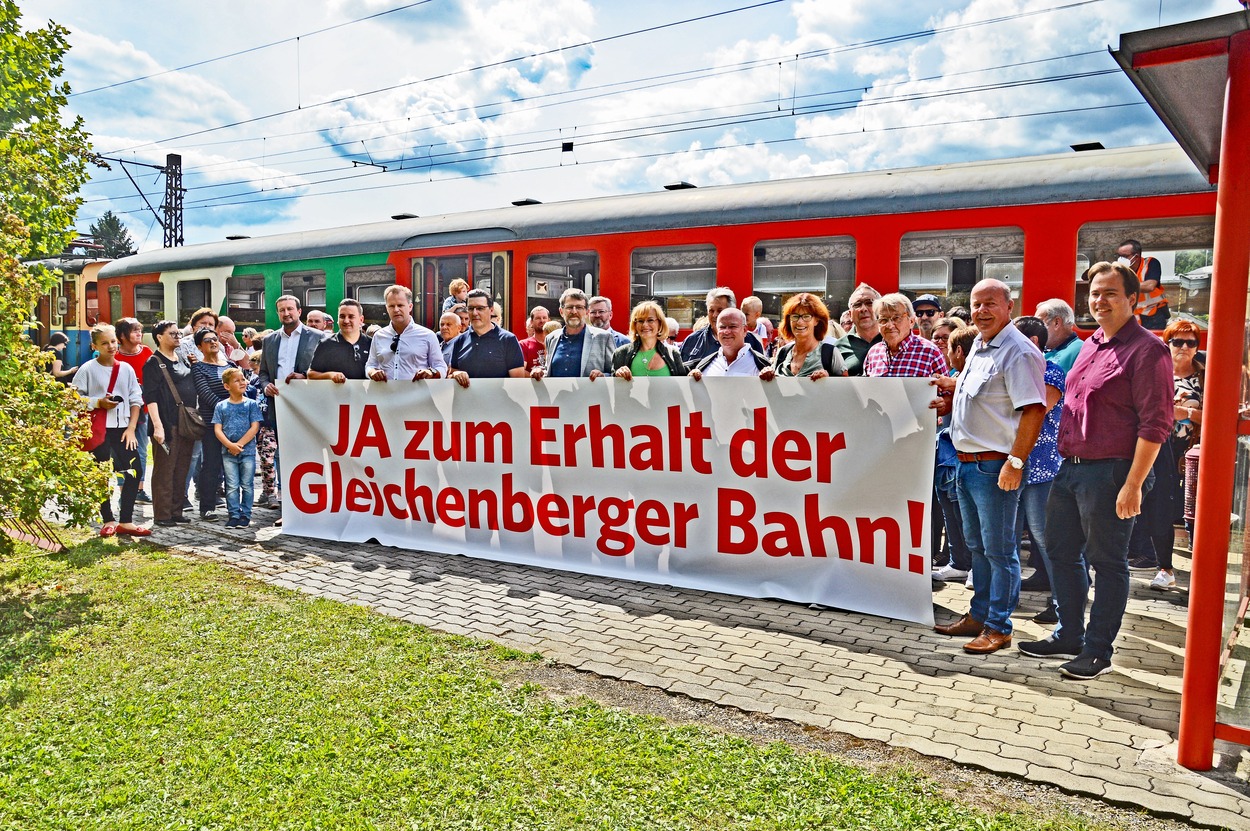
[{"xmin": 1178, "ymin": 28, "xmax": 1250, "ymax": 770}]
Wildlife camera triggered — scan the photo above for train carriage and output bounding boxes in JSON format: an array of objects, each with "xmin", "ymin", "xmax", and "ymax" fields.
[{"xmin": 96, "ymin": 144, "xmax": 1217, "ymax": 346}]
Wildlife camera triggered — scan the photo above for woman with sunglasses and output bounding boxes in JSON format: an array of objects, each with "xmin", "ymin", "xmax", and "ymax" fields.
[
  {"xmin": 192, "ymin": 328, "xmax": 237, "ymax": 520},
  {"xmin": 771, "ymin": 293, "xmax": 845, "ymax": 379},
  {"xmin": 1144, "ymin": 321, "xmax": 1205, "ymax": 590},
  {"xmin": 611, "ymin": 301, "xmax": 686, "ymax": 379}
]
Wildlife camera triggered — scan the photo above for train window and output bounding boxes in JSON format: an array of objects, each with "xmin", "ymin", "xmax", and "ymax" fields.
[
  {"xmin": 526, "ymin": 251, "xmax": 597, "ymax": 321},
  {"xmin": 630, "ymin": 244, "xmax": 717, "ymax": 329},
  {"xmin": 133, "ymin": 283, "xmax": 165, "ymax": 326},
  {"xmin": 345, "ymin": 265, "xmax": 396, "ymax": 328},
  {"xmin": 176, "ymin": 279, "xmax": 210, "ymax": 326},
  {"xmin": 281, "ymin": 269, "xmax": 327, "ymax": 320},
  {"xmin": 1075, "ymin": 218, "xmax": 1215, "ymax": 328},
  {"xmin": 900, "ymin": 227, "xmax": 1024, "ymax": 308},
  {"xmin": 751, "ymin": 236, "xmax": 855, "ymax": 323},
  {"xmin": 225, "ymin": 273, "xmax": 266, "ymax": 331}
]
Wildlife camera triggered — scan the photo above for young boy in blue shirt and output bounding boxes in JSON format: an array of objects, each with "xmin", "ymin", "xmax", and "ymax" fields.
[{"xmin": 213, "ymin": 367, "xmax": 263, "ymax": 527}]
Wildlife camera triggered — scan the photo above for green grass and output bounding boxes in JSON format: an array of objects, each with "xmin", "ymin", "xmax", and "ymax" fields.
[{"xmin": 0, "ymin": 541, "xmax": 1104, "ymax": 830}]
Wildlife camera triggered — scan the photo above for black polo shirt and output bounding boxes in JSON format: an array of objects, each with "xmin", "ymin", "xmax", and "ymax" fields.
[
  {"xmin": 310, "ymin": 333, "xmax": 372, "ymax": 379},
  {"xmin": 448, "ymin": 325, "xmax": 524, "ymax": 378}
]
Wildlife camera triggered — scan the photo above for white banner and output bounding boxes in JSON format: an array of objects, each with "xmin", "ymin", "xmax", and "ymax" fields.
[{"xmin": 276, "ymin": 378, "xmax": 937, "ymax": 625}]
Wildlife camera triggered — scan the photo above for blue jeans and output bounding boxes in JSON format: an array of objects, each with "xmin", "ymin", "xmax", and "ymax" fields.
[
  {"xmin": 221, "ymin": 451, "xmax": 256, "ymax": 521},
  {"xmin": 956, "ymin": 459, "xmax": 1022, "ymax": 635},
  {"xmin": 1045, "ymin": 459, "xmax": 1153, "ymax": 661},
  {"xmin": 1018, "ymin": 480, "xmax": 1053, "ymax": 593},
  {"xmin": 935, "ymin": 477, "xmax": 971, "ymax": 571}
]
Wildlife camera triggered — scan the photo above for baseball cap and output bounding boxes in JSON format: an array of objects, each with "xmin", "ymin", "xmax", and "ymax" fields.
[{"xmin": 913, "ymin": 294, "xmax": 942, "ymax": 310}]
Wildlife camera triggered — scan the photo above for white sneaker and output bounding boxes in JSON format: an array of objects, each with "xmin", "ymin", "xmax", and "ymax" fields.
[
  {"xmin": 1150, "ymin": 569, "xmax": 1176, "ymax": 591},
  {"xmin": 965, "ymin": 573, "xmax": 975, "ymax": 590},
  {"xmin": 932, "ymin": 564, "xmax": 970, "ymax": 583}
]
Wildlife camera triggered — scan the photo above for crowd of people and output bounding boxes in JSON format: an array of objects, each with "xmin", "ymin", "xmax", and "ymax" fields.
[{"xmin": 68, "ymin": 243, "xmax": 1201, "ymax": 678}]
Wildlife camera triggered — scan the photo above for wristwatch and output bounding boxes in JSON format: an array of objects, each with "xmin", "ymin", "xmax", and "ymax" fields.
[{"xmin": 1006, "ymin": 455, "xmax": 1025, "ymax": 470}]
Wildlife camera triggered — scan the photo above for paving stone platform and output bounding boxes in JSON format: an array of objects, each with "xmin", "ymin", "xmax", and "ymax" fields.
[{"xmin": 146, "ymin": 515, "xmax": 1250, "ymax": 829}]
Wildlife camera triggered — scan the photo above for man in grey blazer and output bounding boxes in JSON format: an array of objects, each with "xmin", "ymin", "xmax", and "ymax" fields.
[
  {"xmin": 258, "ymin": 295, "xmax": 327, "ymax": 395},
  {"xmin": 530, "ymin": 288, "xmax": 615, "ymax": 379},
  {"xmin": 257, "ymin": 294, "xmax": 327, "ymax": 523}
]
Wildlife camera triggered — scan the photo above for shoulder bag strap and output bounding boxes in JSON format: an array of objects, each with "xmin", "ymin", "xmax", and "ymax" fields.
[{"xmin": 157, "ymin": 359, "xmax": 191, "ymax": 409}]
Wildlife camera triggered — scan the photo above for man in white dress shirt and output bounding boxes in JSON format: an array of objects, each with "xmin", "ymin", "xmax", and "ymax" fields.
[{"xmin": 366, "ymin": 285, "xmax": 446, "ymax": 381}]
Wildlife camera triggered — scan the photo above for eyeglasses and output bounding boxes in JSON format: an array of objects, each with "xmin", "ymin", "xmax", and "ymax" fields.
[
  {"xmin": 789, "ymin": 313, "xmax": 815, "ymax": 322},
  {"xmin": 634, "ymin": 317, "xmax": 660, "ymax": 325},
  {"xmin": 876, "ymin": 316, "xmax": 910, "ymax": 327},
  {"xmin": 1169, "ymin": 338, "xmax": 1198, "ymax": 348},
  {"xmin": 915, "ymin": 308, "xmax": 939, "ymax": 317},
  {"xmin": 932, "ymin": 334, "xmax": 950, "ymax": 344},
  {"xmin": 562, "ymin": 303, "xmax": 587, "ymax": 311},
  {"xmin": 200, "ymin": 337, "xmax": 219, "ymax": 344},
  {"xmin": 391, "ymin": 334, "xmax": 401, "ymax": 354},
  {"xmin": 466, "ymin": 304, "xmax": 490, "ymax": 312}
]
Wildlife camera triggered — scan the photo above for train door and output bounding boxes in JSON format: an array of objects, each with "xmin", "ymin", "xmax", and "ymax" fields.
[
  {"xmin": 408, "ymin": 258, "xmax": 431, "ymax": 329},
  {"xmin": 472, "ymin": 252, "xmax": 511, "ymax": 329}
]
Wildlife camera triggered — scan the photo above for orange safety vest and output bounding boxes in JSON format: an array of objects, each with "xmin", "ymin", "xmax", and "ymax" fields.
[{"xmin": 1133, "ymin": 256, "xmax": 1168, "ymax": 319}]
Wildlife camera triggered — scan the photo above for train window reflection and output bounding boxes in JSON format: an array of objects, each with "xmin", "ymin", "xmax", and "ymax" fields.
[
  {"xmin": 1075, "ymin": 218, "xmax": 1214, "ymax": 329},
  {"xmin": 226, "ymin": 273, "xmax": 265, "ymax": 331},
  {"xmin": 176, "ymin": 278, "xmax": 209, "ymax": 327},
  {"xmin": 345, "ymin": 265, "xmax": 396, "ymax": 327},
  {"xmin": 900, "ymin": 227, "xmax": 1024, "ymax": 309},
  {"xmin": 133, "ymin": 282, "xmax": 164, "ymax": 326},
  {"xmin": 631, "ymin": 244, "xmax": 716, "ymax": 330},
  {"xmin": 751, "ymin": 236, "xmax": 855, "ymax": 323},
  {"xmin": 281, "ymin": 269, "xmax": 327, "ymax": 321}
]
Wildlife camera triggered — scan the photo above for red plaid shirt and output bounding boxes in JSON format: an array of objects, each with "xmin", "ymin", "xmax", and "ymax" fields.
[{"xmin": 863, "ymin": 333, "xmax": 948, "ymax": 378}]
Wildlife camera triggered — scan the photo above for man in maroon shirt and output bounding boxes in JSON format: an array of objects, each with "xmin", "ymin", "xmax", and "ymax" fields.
[{"xmin": 1018, "ymin": 261, "xmax": 1172, "ymax": 680}]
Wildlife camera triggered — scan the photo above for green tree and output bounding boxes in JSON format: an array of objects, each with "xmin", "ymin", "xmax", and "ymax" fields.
[
  {"xmin": 0, "ymin": 0, "xmax": 109, "ymax": 541},
  {"xmin": 88, "ymin": 209, "xmax": 135, "ymax": 258}
]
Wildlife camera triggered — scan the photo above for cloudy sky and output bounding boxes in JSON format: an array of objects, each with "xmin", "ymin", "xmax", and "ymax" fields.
[{"xmin": 22, "ymin": 0, "xmax": 1235, "ymax": 249}]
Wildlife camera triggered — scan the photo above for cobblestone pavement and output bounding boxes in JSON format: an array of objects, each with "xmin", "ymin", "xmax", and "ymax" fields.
[{"xmin": 144, "ymin": 511, "xmax": 1249, "ymax": 829}]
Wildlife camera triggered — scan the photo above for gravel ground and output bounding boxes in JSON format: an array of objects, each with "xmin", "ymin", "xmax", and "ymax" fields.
[{"xmin": 510, "ymin": 661, "xmax": 1203, "ymax": 831}]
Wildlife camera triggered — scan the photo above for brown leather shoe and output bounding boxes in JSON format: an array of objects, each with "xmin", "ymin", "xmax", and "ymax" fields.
[
  {"xmin": 963, "ymin": 627, "xmax": 1012, "ymax": 654},
  {"xmin": 934, "ymin": 612, "xmax": 983, "ymax": 637}
]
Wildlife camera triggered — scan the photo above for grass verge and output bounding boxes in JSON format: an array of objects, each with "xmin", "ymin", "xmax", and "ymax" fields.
[{"xmin": 2, "ymin": 540, "xmax": 1110, "ymax": 830}]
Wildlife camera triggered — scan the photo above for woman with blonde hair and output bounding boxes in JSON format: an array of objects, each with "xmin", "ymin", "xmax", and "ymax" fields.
[
  {"xmin": 612, "ymin": 301, "xmax": 686, "ymax": 378},
  {"xmin": 73, "ymin": 324, "xmax": 149, "ymax": 537}
]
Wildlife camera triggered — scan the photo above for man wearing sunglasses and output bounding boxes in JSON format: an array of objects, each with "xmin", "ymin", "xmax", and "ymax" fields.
[
  {"xmin": 366, "ymin": 285, "xmax": 446, "ymax": 382},
  {"xmin": 912, "ymin": 294, "xmax": 943, "ymax": 341}
]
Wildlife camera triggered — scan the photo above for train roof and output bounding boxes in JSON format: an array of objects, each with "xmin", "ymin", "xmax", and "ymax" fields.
[{"xmin": 99, "ymin": 143, "xmax": 1213, "ymax": 279}]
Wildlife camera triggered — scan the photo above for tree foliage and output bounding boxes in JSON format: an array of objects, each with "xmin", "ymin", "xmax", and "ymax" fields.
[
  {"xmin": 0, "ymin": 0, "xmax": 110, "ymax": 540},
  {"xmin": 88, "ymin": 209, "xmax": 135, "ymax": 259}
]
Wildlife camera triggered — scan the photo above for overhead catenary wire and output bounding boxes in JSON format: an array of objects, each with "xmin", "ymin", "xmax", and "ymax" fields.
[
  {"xmin": 99, "ymin": 0, "xmax": 1104, "ymax": 155},
  {"xmin": 80, "ymin": 47, "xmax": 1114, "ymax": 202}
]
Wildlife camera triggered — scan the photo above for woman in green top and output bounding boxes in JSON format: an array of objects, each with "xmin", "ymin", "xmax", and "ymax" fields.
[
  {"xmin": 772, "ymin": 293, "xmax": 845, "ymax": 379},
  {"xmin": 611, "ymin": 301, "xmax": 687, "ymax": 379}
]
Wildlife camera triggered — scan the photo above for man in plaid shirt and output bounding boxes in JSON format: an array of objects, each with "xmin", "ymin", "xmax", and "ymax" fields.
[{"xmin": 863, "ymin": 294, "xmax": 948, "ymax": 378}]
